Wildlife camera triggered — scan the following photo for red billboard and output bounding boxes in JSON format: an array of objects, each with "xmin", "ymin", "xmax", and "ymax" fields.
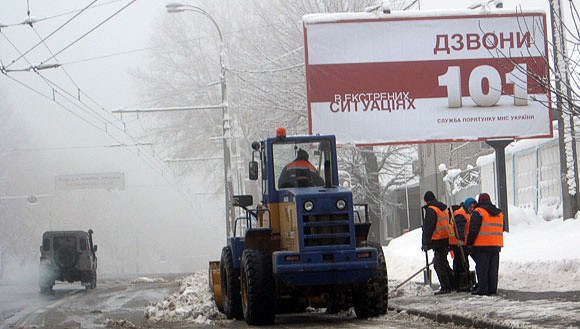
[{"xmin": 303, "ymin": 10, "xmax": 552, "ymax": 145}]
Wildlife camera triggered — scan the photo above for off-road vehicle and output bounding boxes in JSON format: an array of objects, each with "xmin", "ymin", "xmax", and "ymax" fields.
[{"xmin": 39, "ymin": 229, "xmax": 98, "ymax": 293}]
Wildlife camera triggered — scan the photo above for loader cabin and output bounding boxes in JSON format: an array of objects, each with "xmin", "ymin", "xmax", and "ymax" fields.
[
  {"xmin": 246, "ymin": 128, "xmax": 367, "ymax": 253},
  {"xmin": 249, "ymin": 127, "xmax": 337, "ymax": 198}
]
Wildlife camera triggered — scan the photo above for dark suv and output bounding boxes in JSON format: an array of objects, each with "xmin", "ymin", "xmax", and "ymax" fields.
[{"xmin": 39, "ymin": 229, "xmax": 98, "ymax": 293}]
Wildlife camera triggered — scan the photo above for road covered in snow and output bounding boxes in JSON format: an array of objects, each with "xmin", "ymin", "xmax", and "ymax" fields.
[
  {"xmin": 0, "ymin": 272, "xmax": 463, "ymax": 329},
  {"xmin": 0, "ymin": 275, "xmax": 178, "ymax": 329}
]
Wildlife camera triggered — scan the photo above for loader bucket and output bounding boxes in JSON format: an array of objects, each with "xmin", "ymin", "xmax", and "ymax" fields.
[{"xmin": 208, "ymin": 261, "xmax": 223, "ymax": 311}]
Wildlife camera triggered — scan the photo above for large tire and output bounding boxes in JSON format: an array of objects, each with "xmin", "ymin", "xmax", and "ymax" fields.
[
  {"xmin": 55, "ymin": 246, "xmax": 77, "ymax": 269},
  {"xmin": 240, "ymin": 249, "xmax": 275, "ymax": 325},
  {"xmin": 39, "ymin": 279, "xmax": 54, "ymax": 294},
  {"xmin": 220, "ymin": 246, "xmax": 243, "ymax": 320},
  {"xmin": 354, "ymin": 241, "xmax": 388, "ymax": 318},
  {"xmin": 88, "ymin": 271, "xmax": 97, "ymax": 289}
]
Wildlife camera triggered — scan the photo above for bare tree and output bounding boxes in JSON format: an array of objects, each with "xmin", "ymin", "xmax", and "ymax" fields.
[
  {"xmin": 135, "ymin": 0, "xmax": 419, "ymax": 242},
  {"xmin": 493, "ymin": 2, "xmax": 580, "ymax": 218}
]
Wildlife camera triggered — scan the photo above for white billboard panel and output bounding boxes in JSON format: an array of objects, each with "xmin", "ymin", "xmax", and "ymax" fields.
[
  {"xmin": 303, "ymin": 10, "xmax": 553, "ymax": 145},
  {"xmin": 55, "ymin": 172, "xmax": 125, "ymax": 191}
]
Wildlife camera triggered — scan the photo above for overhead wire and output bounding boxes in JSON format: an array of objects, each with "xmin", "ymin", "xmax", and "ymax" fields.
[
  {"xmin": 5, "ymin": 0, "xmax": 99, "ymax": 69},
  {"xmin": 0, "ymin": 1, "xmax": 194, "ymax": 204},
  {"xmin": 3, "ymin": 18, "xmax": 124, "ymax": 135},
  {"xmin": 30, "ymin": 26, "xmax": 127, "ymax": 133},
  {"xmin": 40, "ymin": 0, "xmax": 138, "ymax": 66}
]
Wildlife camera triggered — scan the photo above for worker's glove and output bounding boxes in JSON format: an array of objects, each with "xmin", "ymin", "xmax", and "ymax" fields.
[
  {"xmin": 457, "ymin": 240, "xmax": 464, "ymax": 247},
  {"xmin": 421, "ymin": 245, "xmax": 428, "ymax": 252}
]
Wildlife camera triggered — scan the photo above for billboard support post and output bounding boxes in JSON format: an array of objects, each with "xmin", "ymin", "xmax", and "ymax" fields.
[{"xmin": 486, "ymin": 140, "xmax": 512, "ymax": 232}]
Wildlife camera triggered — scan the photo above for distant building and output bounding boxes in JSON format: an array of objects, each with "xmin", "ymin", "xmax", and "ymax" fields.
[{"xmin": 418, "ymin": 142, "xmax": 493, "ymax": 206}]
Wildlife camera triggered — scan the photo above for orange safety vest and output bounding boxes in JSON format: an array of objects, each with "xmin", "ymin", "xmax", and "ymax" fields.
[
  {"xmin": 472, "ymin": 208, "xmax": 504, "ymax": 247},
  {"xmin": 429, "ymin": 205, "xmax": 450, "ymax": 240},
  {"xmin": 286, "ymin": 159, "xmax": 316, "ymax": 172}
]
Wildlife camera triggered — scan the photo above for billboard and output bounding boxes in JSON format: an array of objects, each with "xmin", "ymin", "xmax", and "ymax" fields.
[
  {"xmin": 303, "ymin": 10, "xmax": 552, "ymax": 145},
  {"xmin": 55, "ymin": 172, "xmax": 125, "ymax": 191}
]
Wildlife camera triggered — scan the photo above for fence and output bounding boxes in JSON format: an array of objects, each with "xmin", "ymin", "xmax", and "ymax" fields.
[{"xmin": 475, "ymin": 137, "xmax": 561, "ymax": 218}]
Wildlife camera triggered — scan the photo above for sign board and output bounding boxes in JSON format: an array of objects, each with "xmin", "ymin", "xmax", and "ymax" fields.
[
  {"xmin": 303, "ymin": 10, "xmax": 552, "ymax": 145},
  {"xmin": 55, "ymin": 172, "xmax": 125, "ymax": 191}
]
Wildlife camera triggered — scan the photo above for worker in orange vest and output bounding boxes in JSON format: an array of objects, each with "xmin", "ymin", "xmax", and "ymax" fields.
[
  {"xmin": 421, "ymin": 191, "xmax": 455, "ymax": 295},
  {"xmin": 466, "ymin": 193, "xmax": 504, "ymax": 296},
  {"xmin": 450, "ymin": 198, "xmax": 477, "ymax": 291},
  {"xmin": 278, "ymin": 148, "xmax": 324, "ymax": 188}
]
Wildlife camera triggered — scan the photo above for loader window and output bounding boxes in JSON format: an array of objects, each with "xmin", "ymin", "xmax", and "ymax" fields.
[{"xmin": 274, "ymin": 140, "xmax": 331, "ymax": 190}]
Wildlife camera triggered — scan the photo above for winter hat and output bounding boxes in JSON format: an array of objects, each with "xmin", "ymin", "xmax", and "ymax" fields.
[
  {"xmin": 297, "ymin": 149, "xmax": 309, "ymax": 160},
  {"xmin": 464, "ymin": 198, "xmax": 477, "ymax": 209},
  {"xmin": 423, "ymin": 191, "xmax": 436, "ymax": 203},
  {"xmin": 478, "ymin": 193, "xmax": 491, "ymax": 204}
]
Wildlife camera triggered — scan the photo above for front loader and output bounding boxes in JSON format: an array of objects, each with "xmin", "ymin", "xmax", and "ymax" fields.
[{"xmin": 209, "ymin": 128, "xmax": 388, "ymax": 325}]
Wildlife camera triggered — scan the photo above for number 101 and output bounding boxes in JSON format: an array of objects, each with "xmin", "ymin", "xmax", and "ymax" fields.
[{"xmin": 438, "ymin": 64, "xmax": 528, "ymax": 108}]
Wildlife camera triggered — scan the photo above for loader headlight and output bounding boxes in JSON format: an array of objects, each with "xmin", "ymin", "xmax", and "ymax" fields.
[
  {"xmin": 304, "ymin": 200, "xmax": 314, "ymax": 212},
  {"xmin": 336, "ymin": 199, "xmax": 346, "ymax": 210}
]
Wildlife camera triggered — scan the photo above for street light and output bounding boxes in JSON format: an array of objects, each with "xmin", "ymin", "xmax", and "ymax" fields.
[{"xmin": 166, "ymin": 2, "xmax": 236, "ymax": 238}]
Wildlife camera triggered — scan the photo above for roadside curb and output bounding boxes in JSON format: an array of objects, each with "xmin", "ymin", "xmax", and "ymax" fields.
[{"xmin": 388, "ymin": 305, "xmax": 517, "ymax": 329}]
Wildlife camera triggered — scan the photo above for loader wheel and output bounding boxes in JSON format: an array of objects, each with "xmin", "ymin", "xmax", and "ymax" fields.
[
  {"xmin": 220, "ymin": 246, "xmax": 243, "ymax": 320},
  {"xmin": 354, "ymin": 241, "xmax": 388, "ymax": 318},
  {"xmin": 240, "ymin": 249, "xmax": 275, "ymax": 325}
]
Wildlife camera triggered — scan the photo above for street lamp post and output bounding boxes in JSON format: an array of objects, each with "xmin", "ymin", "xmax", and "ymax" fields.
[{"xmin": 166, "ymin": 3, "xmax": 236, "ymax": 238}]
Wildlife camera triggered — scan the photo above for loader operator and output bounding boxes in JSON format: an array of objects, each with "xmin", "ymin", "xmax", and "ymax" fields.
[{"xmin": 278, "ymin": 148, "xmax": 324, "ymax": 188}]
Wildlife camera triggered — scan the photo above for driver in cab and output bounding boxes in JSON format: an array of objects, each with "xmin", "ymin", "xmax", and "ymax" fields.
[{"xmin": 278, "ymin": 148, "xmax": 324, "ymax": 188}]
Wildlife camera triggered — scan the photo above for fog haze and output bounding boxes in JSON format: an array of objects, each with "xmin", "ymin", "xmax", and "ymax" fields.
[{"xmin": 0, "ymin": 0, "xmax": 564, "ymax": 281}]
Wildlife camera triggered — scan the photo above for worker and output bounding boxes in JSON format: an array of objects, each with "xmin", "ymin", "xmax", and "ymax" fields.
[
  {"xmin": 278, "ymin": 148, "xmax": 324, "ymax": 188},
  {"xmin": 451, "ymin": 198, "xmax": 477, "ymax": 291},
  {"xmin": 466, "ymin": 193, "xmax": 504, "ymax": 296},
  {"xmin": 421, "ymin": 191, "xmax": 455, "ymax": 295}
]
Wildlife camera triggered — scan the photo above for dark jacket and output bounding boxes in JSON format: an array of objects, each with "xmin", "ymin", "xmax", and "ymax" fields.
[
  {"xmin": 454, "ymin": 212, "xmax": 468, "ymax": 242},
  {"xmin": 467, "ymin": 201, "xmax": 503, "ymax": 252},
  {"xmin": 421, "ymin": 200, "xmax": 449, "ymax": 250}
]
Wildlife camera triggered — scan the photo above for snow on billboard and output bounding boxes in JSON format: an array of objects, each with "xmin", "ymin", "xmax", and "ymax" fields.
[{"xmin": 303, "ymin": 10, "xmax": 552, "ymax": 145}]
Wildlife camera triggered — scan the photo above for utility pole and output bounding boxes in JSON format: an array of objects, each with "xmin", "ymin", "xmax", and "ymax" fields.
[
  {"xmin": 549, "ymin": 0, "xmax": 579, "ymax": 220},
  {"xmin": 165, "ymin": 3, "xmax": 236, "ymax": 238}
]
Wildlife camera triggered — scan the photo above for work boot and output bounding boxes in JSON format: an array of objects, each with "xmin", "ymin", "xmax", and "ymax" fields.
[{"xmin": 434, "ymin": 288, "xmax": 451, "ymax": 295}]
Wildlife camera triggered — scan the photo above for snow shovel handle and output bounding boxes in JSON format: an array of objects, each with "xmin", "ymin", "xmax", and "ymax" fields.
[{"xmin": 450, "ymin": 208, "xmax": 471, "ymax": 281}]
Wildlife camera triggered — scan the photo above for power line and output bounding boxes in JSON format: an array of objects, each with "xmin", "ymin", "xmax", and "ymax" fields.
[
  {"xmin": 40, "ymin": 0, "xmax": 137, "ymax": 66},
  {"xmin": 0, "ymin": 0, "xmax": 126, "ymax": 28},
  {"xmin": 5, "ymin": 0, "xmax": 98, "ymax": 69}
]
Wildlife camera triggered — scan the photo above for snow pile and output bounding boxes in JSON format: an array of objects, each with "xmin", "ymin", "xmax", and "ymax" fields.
[
  {"xmin": 106, "ymin": 319, "xmax": 136, "ymax": 328},
  {"xmin": 144, "ymin": 205, "xmax": 579, "ymax": 324},
  {"xmin": 386, "ymin": 205, "xmax": 580, "ymax": 292},
  {"xmin": 131, "ymin": 277, "xmax": 168, "ymax": 284},
  {"xmin": 144, "ymin": 272, "xmax": 225, "ymax": 324}
]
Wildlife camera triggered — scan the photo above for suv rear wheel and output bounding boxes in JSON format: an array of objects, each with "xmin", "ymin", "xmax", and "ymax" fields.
[{"xmin": 55, "ymin": 246, "xmax": 78, "ymax": 268}]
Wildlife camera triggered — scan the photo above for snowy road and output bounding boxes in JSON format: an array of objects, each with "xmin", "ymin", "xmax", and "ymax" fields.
[
  {"xmin": 0, "ymin": 275, "xmax": 178, "ymax": 329},
  {"xmin": 0, "ymin": 273, "xmax": 463, "ymax": 329}
]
